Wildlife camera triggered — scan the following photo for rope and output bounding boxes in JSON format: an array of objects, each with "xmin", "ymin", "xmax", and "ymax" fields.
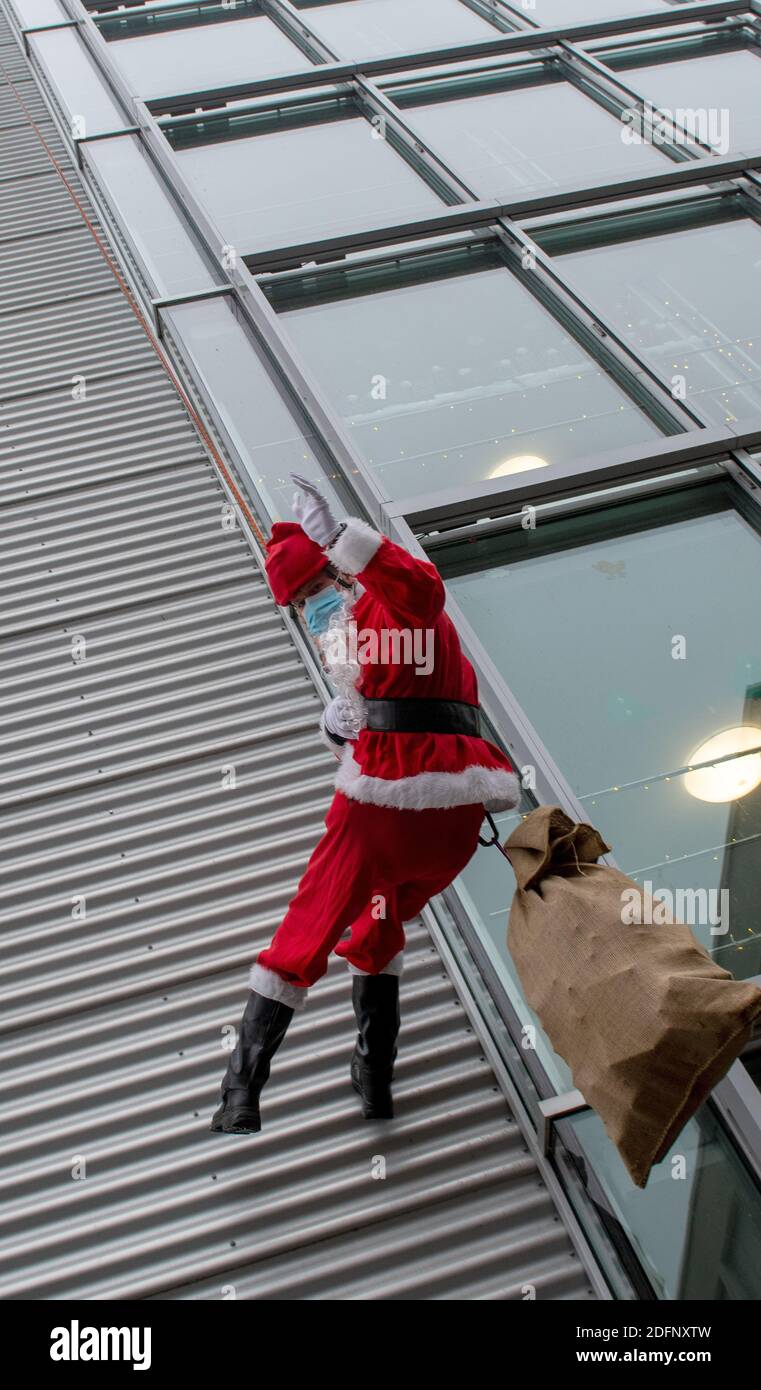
[{"xmin": 0, "ymin": 54, "xmax": 269, "ymax": 550}]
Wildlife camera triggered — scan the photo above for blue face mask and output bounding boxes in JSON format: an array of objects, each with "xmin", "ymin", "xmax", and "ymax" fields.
[{"xmin": 303, "ymin": 585, "xmax": 345, "ymax": 636}]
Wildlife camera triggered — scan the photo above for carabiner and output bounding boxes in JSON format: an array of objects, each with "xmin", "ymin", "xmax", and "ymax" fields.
[{"xmin": 477, "ymin": 810, "xmax": 501, "ymax": 847}]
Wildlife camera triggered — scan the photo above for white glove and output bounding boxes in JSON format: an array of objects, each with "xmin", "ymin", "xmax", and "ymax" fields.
[
  {"xmin": 323, "ymin": 695, "xmax": 358, "ymax": 742},
  {"xmin": 291, "ymin": 473, "xmax": 342, "ymax": 548}
]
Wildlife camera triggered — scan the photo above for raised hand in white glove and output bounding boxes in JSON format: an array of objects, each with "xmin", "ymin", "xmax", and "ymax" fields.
[
  {"xmin": 291, "ymin": 473, "xmax": 342, "ymax": 549},
  {"xmin": 322, "ymin": 694, "xmax": 359, "ymax": 743}
]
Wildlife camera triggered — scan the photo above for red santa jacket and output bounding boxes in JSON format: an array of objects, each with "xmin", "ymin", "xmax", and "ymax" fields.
[{"xmin": 318, "ymin": 517, "xmax": 521, "ymax": 813}]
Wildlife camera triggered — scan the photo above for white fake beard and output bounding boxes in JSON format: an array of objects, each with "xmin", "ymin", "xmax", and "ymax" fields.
[{"xmin": 318, "ymin": 587, "xmax": 367, "ymax": 734}]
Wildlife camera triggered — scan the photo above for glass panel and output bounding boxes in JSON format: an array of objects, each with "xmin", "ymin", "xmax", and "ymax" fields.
[
  {"xmin": 29, "ymin": 29, "xmax": 129, "ymax": 137},
  {"xmin": 162, "ymin": 297, "xmax": 350, "ymax": 521},
  {"xmin": 398, "ymin": 75, "xmax": 669, "ymax": 201},
  {"xmin": 107, "ymin": 14, "xmax": 312, "ymax": 102},
  {"xmin": 567, "ymin": 1104, "xmax": 761, "ymax": 1299},
  {"xmin": 292, "ymin": 0, "xmax": 503, "ymax": 60},
  {"xmin": 11, "ymin": 0, "xmax": 67, "ymax": 25},
  {"xmin": 457, "ymin": 800, "xmax": 575, "ymax": 1093},
  {"xmin": 510, "ymin": 0, "xmax": 669, "ymax": 21},
  {"xmin": 443, "ymin": 480, "xmax": 761, "ymax": 981},
  {"xmin": 553, "ymin": 217, "xmax": 761, "ymax": 427},
  {"xmin": 83, "ymin": 135, "xmax": 222, "ymax": 297},
  {"xmin": 174, "ymin": 107, "xmax": 443, "ymax": 254},
  {"xmin": 607, "ymin": 49, "xmax": 761, "ymax": 154},
  {"xmin": 278, "ymin": 248, "xmax": 663, "ymax": 502}
]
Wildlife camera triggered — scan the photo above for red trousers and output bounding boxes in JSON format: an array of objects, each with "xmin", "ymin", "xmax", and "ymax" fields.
[{"xmin": 250, "ymin": 791, "xmax": 485, "ymax": 1008}]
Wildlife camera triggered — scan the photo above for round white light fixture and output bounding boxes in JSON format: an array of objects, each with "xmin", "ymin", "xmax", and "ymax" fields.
[
  {"xmin": 684, "ymin": 726, "xmax": 761, "ymax": 803},
  {"xmin": 488, "ymin": 454, "xmax": 549, "ymax": 478}
]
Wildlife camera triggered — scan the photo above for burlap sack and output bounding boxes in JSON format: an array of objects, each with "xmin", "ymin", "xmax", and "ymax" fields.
[{"xmin": 503, "ymin": 805, "xmax": 761, "ymax": 1188}]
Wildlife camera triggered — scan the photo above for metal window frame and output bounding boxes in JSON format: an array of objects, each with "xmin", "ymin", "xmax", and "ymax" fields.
[
  {"xmin": 226, "ymin": 151, "xmax": 761, "ymax": 270},
  {"xmin": 160, "ymin": 82, "xmax": 472, "ymax": 239},
  {"xmin": 377, "ymin": 42, "xmax": 706, "ymax": 162},
  {"xmin": 10, "ymin": 0, "xmax": 761, "ymax": 1293},
  {"xmin": 392, "ymin": 473, "xmax": 761, "ymax": 1191},
  {"xmin": 136, "ymin": 3, "xmax": 761, "ymax": 529},
  {"xmin": 536, "ymin": 5, "xmax": 761, "ymax": 172},
  {"xmin": 124, "ymin": 1, "xmax": 756, "ymax": 115}
]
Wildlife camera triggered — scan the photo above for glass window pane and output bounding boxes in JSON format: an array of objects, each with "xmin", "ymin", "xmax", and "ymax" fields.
[
  {"xmin": 278, "ymin": 249, "xmax": 663, "ymax": 501},
  {"xmin": 82, "ymin": 135, "xmax": 222, "ymax": 297},
  {"xmin": 552, "ymin": 217, "xmax": 761, "ymax": 427},
  {"xmin": 10, "ymin": 0, "xmax": 67, "ymax": 25},
  {"xmin": 457, "ymin": 799, "xmax": 575, "ymax": 1093},
  {"xmin": 174, "ymin": 107, "xmax": 443, "ymax": 254},
  {"xmin": 513, "ymin": 0, "xmax": 669, "ymax": 22},
  {"xmin": 606, "ymin": 49, "xmax": 761, "ymax": 154},
  {"xmin": 567, "ymin": 1104, "xmax": 761, "ymax": 1298},
  {"xmin": 107, "ymin": 14, "xmax": 312, "ymax": 102},
  {"xmin": 161, "ymin": 296, "xmax": 353, "ymax": 521},
  {"xmin": 29, "ymin": 29, "xmax": 129, "ymax": 136},
  {"xmin": 443, "ymin": 479, "xmax": 761, "ymax": 981},
  {"xmin": 398, "ymin": 76, "xmax": 670, "ymax": 201},
  {"xmin": 292, "ymin": 0, "xmax": 503, "ymax": 60}
]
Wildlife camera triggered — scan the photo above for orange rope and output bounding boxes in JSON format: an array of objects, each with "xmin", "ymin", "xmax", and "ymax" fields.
[{"xmin": 0, "ymin": 54, "xmax": 270, "ymax": 549}]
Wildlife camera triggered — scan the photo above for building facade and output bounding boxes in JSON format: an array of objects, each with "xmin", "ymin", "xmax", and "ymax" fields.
[{"xmin": 3, "ymin": 0, "xmax": 761, "ymax": 1298}]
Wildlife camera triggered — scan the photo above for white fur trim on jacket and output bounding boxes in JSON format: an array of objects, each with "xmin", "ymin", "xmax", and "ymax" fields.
[
  {"xmin": 327, "ymin": 517, "xmax": 383, "ymax": 576},
  {"xmin": 334, "ymin": 746, "xmax": 521, "ymax": 812},
  {"xmin": 346, "ymin": 950, "xmax": 405, "ymax": 978},
  {"xmin": 249, "ymin": 963, "xmax": 308, "ymax": 1011}
]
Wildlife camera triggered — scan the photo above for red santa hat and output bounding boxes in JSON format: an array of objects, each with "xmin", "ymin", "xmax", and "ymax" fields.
[{"xmin": 265, "ymin": 521, "xmax": 327, "ymax": 605}]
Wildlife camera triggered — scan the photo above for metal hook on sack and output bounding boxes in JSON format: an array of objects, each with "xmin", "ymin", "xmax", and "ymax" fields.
[
  {"xmin": 478, "ymin": 810, "xmax": 501, "ymax": 847},
  {"xmin": 478, "ymin": 809, "xmax": 513, "ymax": 862}
]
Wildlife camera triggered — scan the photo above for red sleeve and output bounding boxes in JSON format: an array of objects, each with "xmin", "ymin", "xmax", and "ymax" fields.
[{"xmin": 326, "ymin": 518, "xmax": 445, "ymax": 627}]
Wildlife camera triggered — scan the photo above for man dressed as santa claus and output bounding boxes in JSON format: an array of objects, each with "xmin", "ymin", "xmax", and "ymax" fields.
[{"xmin": 211, "ymin": 476, "xmax": 520, "ymax": 1135}]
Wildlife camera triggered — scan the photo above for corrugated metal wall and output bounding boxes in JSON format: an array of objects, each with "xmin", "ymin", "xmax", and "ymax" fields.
[{"xmin": 0, "ymin": 10, "xmax": 597, "ymax": 1300}]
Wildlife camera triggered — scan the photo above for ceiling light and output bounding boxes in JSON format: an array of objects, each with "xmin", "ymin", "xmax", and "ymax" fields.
[
  {"xmin": 488, "ymin": 454, "xmax": 549, "ymax": 478},
  {"xmin": 684, "ymin": 726, "xmax": 761, "ymax": 803}
]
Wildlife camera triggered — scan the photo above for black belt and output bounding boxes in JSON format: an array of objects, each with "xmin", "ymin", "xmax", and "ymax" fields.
[{"xmin": 363, "ymin": 698, "xmax": 482, "ymax": 737}]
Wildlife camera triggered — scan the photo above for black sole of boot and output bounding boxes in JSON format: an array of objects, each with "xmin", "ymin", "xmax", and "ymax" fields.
[
  {"xmin": 350, "ymin": 1066, "xmax": 394, "ymax": 1120},
  {"xmin": 210, "ymin": 1103, "xmax": 261, "ymax": 1135}
]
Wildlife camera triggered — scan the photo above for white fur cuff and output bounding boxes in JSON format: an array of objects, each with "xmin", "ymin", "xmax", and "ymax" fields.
[
  {"xmin": 335, "ymin": 746, "xmax": 521, "ymax": 812},
  {"xmin": 346, "ymin": 950, "xmax": 405, "ymax": 978},
  {"xmin": 249, "ymin": 963, "xmax": 309, "ymax": 1011},
  {"xmin": 327, "ymin": 517, "xmax": 383, "ymax": 576}
]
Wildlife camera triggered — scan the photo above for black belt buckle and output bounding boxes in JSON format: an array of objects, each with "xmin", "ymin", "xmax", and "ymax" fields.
[{"xmin": 364, "ymin": 698, "xmax": 482, "ymax": 737}]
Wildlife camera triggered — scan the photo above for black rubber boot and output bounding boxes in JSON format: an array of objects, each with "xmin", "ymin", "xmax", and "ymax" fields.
[
  {"xmin": 350, "ymin": 974, "xmax": 400, "ymax": 1120},
  {"xmin": 210, "ymin": 990, "xmax": 294, "ymax": 1135}
]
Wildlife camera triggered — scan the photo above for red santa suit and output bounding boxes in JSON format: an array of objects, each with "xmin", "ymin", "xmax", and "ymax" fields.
[{"xmin": 251, "ymin": 518, "xmax": 520, "ymax": 1009}]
